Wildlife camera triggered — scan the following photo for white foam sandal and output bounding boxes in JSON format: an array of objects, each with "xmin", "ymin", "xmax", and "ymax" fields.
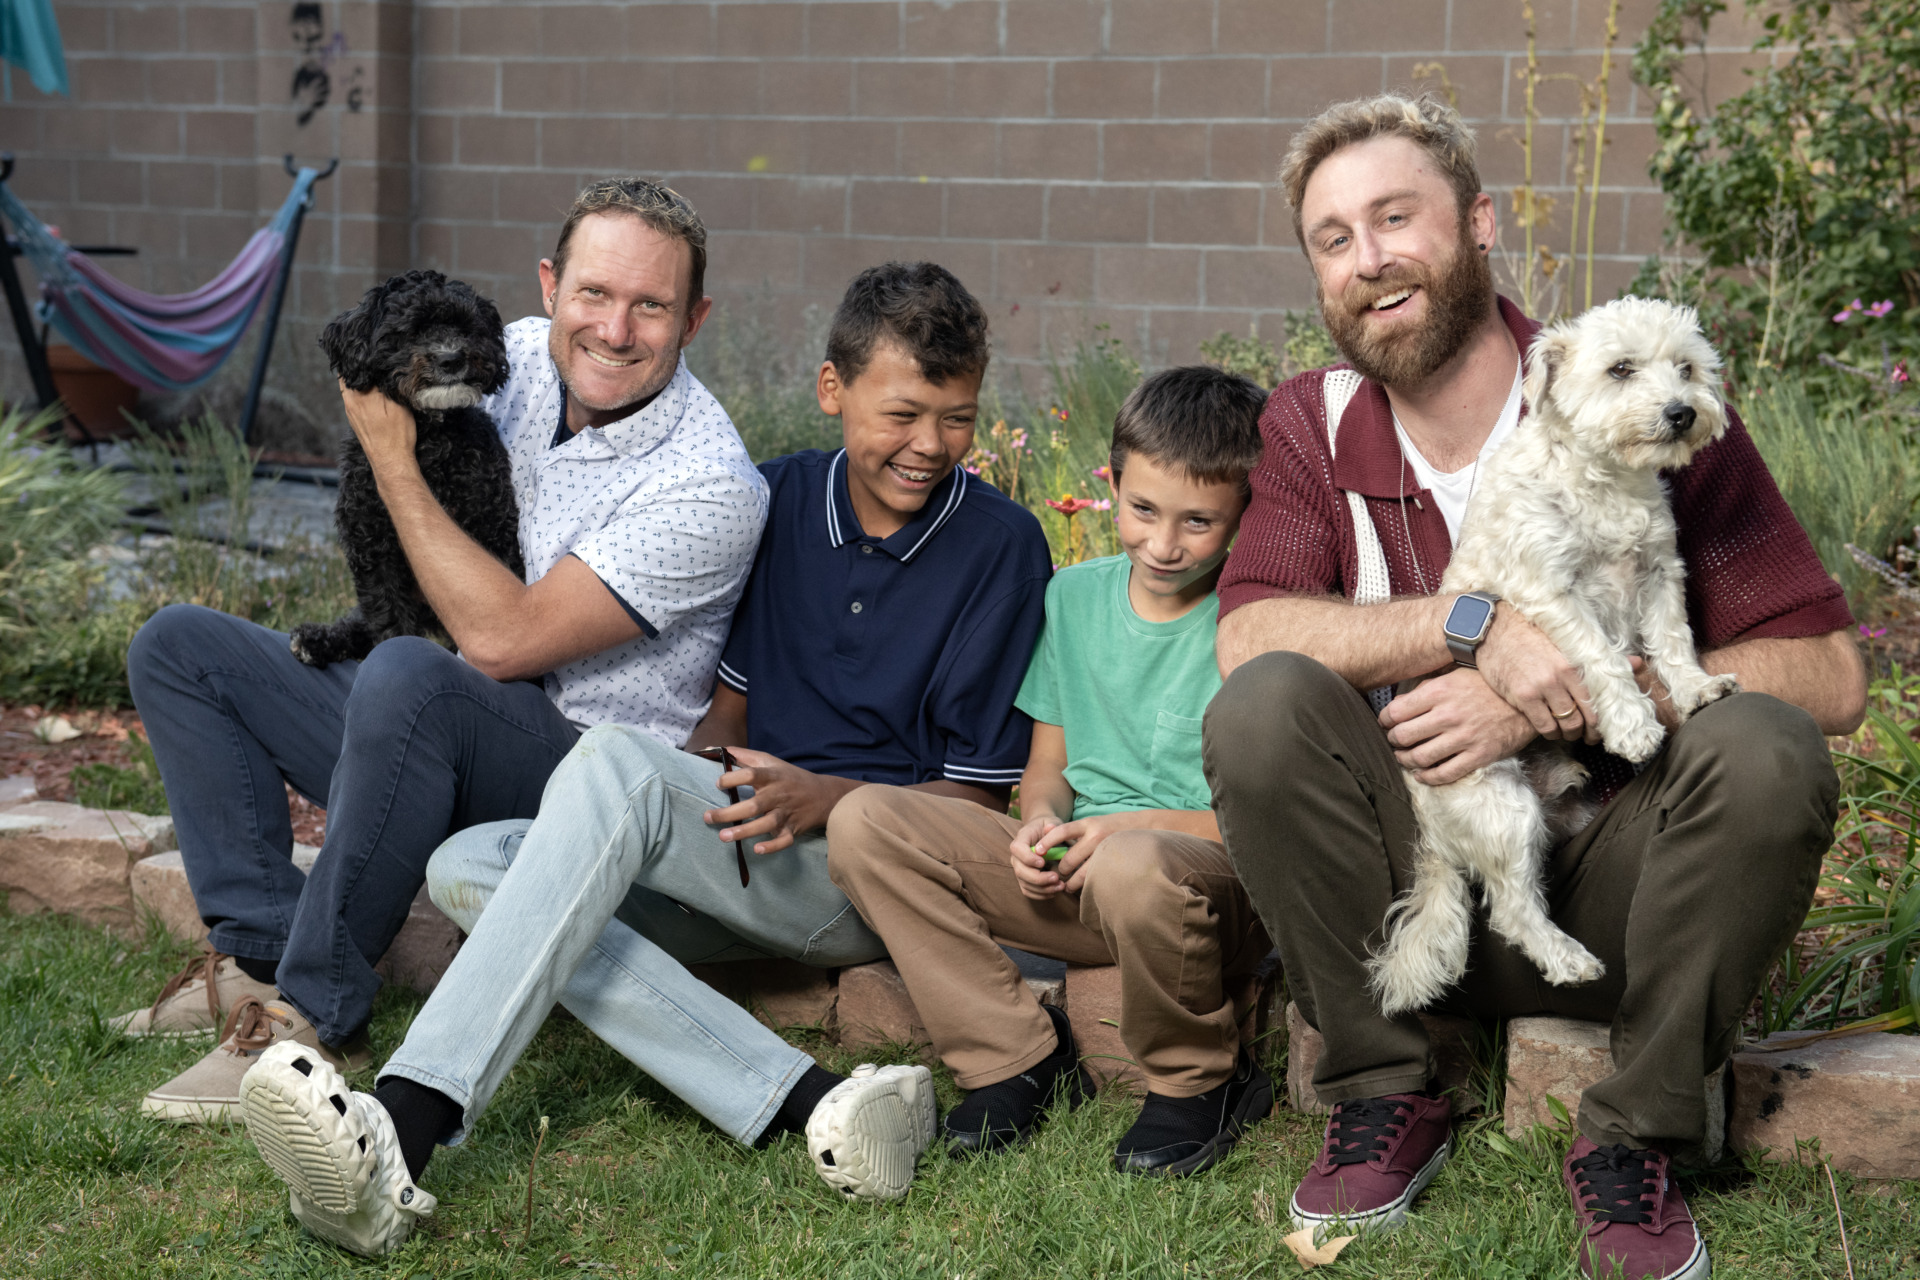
[{"xmin": 806, "ymin": 1064, "xmax": 937, "ymax": 1202}]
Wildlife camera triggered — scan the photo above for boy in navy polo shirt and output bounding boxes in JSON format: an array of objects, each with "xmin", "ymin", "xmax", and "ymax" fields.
[
  {"xmin": 233, "ymin": 262, "xmax": 1051, "ymax": 1255},
  {"xmin": 829, "ymin": 367, "xmax": 1276, "ymax": 1177}
]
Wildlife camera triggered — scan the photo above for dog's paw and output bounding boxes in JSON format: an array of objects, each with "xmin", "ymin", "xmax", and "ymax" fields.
[
  {"xmin": 1539, "ymin": 943, "xmax": 1606, "ymax": 989},
  {"xmin": 1601, "ymin": 715, "xmax": 1666, "ymax": 764},
  {"xmin": 1680, "ymin": 672, "xmax": 1741, "ymax": 716},
  {"xmin": 1367, "ymin": 951, "xmax": 1451, "ymax": 1019},
  {"xmin": 288, "ymin": 627, "xmax": 328, "ymax": 669}
]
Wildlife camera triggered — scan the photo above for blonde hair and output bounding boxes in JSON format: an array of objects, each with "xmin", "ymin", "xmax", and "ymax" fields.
[{"xmin": 1279, "ymin": 94, "xmax": 1481, "ymax": 247}]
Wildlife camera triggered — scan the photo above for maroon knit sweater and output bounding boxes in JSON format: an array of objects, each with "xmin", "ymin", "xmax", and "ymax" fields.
[
  {"xmin": 1220, "ymin": 297, "xmax": 1852, "ymax": 647},
  {"xmin": 1219, "ymin": 298, "xmax": 1853, "ymax": 799}
]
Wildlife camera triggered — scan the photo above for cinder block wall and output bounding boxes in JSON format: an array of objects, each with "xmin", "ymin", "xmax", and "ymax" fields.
[{"xmin": 2, "ymin": 0, "xmax": 1773, "ymax": 405}]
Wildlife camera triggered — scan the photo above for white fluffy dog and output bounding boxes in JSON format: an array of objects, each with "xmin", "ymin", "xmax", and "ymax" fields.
[{"xmin": 1368, "ymin": 297, "xmax": 1741, "ymax": 1017}]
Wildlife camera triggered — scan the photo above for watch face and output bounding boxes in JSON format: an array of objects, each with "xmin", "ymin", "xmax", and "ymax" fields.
[{"xmin": 1446, "ymin": 594, "xmax": 1495, "ymax": 641}]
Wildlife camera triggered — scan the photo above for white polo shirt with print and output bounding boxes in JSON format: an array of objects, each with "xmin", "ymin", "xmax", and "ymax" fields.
[{"xmin": 483, "ymin": 316, "xmax": 768, "ymax": 746}]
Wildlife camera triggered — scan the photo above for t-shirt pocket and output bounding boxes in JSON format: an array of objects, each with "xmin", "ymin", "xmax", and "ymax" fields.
[{"xmin": 1148, "ymin": 710, "xmax": 1207, "ymax": 807}]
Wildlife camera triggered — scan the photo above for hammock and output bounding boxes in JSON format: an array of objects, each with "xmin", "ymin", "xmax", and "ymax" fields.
[{"xmin": 0, "ymin": 167, "xmax": 318, "ymax": 393}]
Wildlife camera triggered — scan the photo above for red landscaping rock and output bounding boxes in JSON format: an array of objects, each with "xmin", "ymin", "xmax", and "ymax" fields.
[
  {"xmin": 130, "ymin": 841, "xmax": 463, "ymax": 996},
  {"xmin": 1730, "ymin": 1032, "xmax": 1920, "ymax": 1179},
  {"xmin": 0, "ymin": 800, "xmax": 175, "ymax": 931},
  {"xmin": 1285, "ymin": 1001, "xmax": 1484, "ymax": 1116},
  {"xmin": 1506, "ymin": 1016, "xmax": 1725, "ymax": 1165},
  {"xmin": 688, "ymin": 957, "xmax": 839, "ymax": 1031},
  {"xmin": 836, "ymin": 959, "xmax": 928, "ymax": 1052},
  {"xmin": 1066, "ymin": 963, "xmax": 1142, "ymax": 1094}
]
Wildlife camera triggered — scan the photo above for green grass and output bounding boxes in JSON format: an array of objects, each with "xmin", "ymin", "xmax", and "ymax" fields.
[{"xmin": 2, "ymin": 910, "xmax": 1914, "ymax": 1278}]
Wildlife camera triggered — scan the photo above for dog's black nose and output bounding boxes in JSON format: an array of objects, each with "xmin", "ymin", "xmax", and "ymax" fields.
[
  {"xmin": 1661, "ymin": 402, "xmax": 1696, "ymax": 435},
  {"xmin": 435, "ymin": 351, "xmax": 465, "ymax": 375}
]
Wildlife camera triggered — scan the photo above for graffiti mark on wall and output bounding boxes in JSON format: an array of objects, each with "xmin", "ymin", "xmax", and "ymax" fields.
[{"xmin": 290, "ymin": 3, "xmax": 366, "ymax": 126}]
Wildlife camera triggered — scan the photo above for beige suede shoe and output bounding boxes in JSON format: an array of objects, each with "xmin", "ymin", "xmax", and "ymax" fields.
[
  {"xmin": 141, "ymin": 997, "xmax": 372, "ymax": 1124},
  {"xmin": 110, "ymin": 946, "xmax": 280, "ymax": 1038}
]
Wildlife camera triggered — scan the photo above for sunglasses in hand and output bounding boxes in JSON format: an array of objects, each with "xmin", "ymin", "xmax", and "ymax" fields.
[{"xmin": 690, "ymin": 745, "xmax": 751, "ymax": 887}]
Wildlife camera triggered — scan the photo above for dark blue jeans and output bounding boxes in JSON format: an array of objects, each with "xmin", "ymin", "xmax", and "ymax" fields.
[{"xmin": 127, "ymin": 604, "xmax": 581, "ymax": 1044}]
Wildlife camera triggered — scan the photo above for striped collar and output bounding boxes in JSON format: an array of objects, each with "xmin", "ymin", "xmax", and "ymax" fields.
[{"xmin": 824, "ymin": 448, "xmax": 969, "ymax": 563}]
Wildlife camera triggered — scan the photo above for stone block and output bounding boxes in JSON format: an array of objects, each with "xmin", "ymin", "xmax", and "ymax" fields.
[
  {"xmin": 0, "ymin": 775, "xmax": 36, "ymax": 807},
  {"xmin": 1066, "ymin": 963, "xmax": 1141, "ymax": 1094},
  {"xmin": 0, "ymin": 801, "xmax": 175, "ymax": 930},
  {"xmin": 688, "ymin": 957, "xmax": 839, "ymax": 1031},
  {"xmin": 1730, "ymin": 1032, "xmax": 1920, "ymax": 1179},
  {"xmin": 373, "ymin": 886, "xmax": 465, "ymax": 997},
  {"xmin": 1286, "ymin": 1001, "xmax": 1484, "ymax": 1116},
  {"xmin": 836, "ymin": 959, "xmax": 928, "ymax": 1052},
  {"xmin": 129, "ymin": 841, "xmax": 461, "ymax": 995},
  {"xmin": 1506, "ymin": 1016, "xmax": 1725, "ymax": 1165}
]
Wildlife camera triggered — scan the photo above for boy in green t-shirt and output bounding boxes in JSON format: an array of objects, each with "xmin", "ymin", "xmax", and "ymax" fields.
[{"xmin": 828, "ymin": 366, "xmax": 1273, "ymax": 1177}]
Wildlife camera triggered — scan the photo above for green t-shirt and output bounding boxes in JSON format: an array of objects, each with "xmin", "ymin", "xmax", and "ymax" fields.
[{"xmin": 1014, "ymin": 554, "xmax": 1222, "ymax": 819}]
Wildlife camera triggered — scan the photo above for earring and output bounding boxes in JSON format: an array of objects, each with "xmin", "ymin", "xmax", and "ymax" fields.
[{"xmin": 1477, "ymin": 243, "xmax": 1487, "ymax": 251}]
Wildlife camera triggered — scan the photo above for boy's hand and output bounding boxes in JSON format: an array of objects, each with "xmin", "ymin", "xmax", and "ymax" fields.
[
  {"xmin": 1010, "ymin": 816, "xmax": 1063, "ymax": 899},
  {"xmin": 1009, "ymin": 814, "xmax": 1127, "ymax": 899},
  {"xmin": 703, "ymin": 748, "xmax": 863, "ymax": 855}
]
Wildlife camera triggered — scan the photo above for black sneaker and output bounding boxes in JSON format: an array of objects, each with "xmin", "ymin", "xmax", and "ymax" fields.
[
  {"xmin": 1113, "ymin": 1050, "xmax": 1275, "ymax": 1177},
  {"xmin": 943, "ymin": 1004, "xmax": 1092, "ymax": 1157}
]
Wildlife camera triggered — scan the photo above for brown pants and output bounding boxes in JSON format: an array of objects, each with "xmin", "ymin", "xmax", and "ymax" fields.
[
  {"xmin": 1204, "ymin": 650, "xmax": 1837, "ymax": 1149},
  {"xmin": 826, "ymin": 786, "xmax": 1271, "ymax": 1096}
]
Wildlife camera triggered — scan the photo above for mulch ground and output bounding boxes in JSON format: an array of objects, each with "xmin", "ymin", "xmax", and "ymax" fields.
[{"xmin": 0, "ymin": 703, "xmax": 327, "ymax": 845}]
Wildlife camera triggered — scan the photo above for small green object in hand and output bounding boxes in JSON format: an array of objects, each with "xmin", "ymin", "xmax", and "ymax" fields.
[{"xmin": 1039, "ymin": 844, "xmax": 1065, "ymax": 864}]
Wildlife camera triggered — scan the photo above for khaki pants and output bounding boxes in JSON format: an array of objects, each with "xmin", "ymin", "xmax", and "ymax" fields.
[
  {"xmin": 826, "ymin": 787, "xmax": 1272, "ymax": 1096},
  {"xmin": 1204, "ymin": 651, "xmax": 1837, "ymax": 1149}
]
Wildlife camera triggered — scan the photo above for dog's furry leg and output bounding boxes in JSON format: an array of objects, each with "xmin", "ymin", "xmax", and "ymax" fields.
[
  {"xmin": 290, "ymin": 611, "xmax": 377, "ymax": 668},
  {"xmin": 1635, "ymin": 561, "xmax": 1739, "ymax": 719},
  {"xmin": 1522, "ymin": 595, "xmax": 1667, "ymax": 763}
]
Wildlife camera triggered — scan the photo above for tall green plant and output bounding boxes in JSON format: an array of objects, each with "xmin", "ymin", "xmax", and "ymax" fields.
[
  {"xmin": 0, "ymin": 406, "xmax": 124, "ymax": 638},
  {"xmin": 1737, "ymin": 378, "xmax": 1915, "ymax": 609}
]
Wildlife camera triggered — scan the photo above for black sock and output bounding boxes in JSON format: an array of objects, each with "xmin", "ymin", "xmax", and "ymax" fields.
[
  {"xmin": 760, "ymin": 1064, "xmax": 845, "ymax": 1143},
  {"xmin": 232, "ymin": 953, "xmax": 279, "ymax": 986},
  {"xmin": 372, "ymin": 1077, "xmax": 463, "ymax": 1183}
]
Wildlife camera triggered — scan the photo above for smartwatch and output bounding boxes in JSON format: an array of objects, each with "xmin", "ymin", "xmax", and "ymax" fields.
[{"xmin": 1443, "ymin": 591, "xmax": 1501, "ymax": 668}]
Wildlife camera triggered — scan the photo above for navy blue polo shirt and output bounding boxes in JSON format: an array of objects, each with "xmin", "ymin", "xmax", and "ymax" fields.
[{"xmin": 717, "ymin": 448, "xmax": 1051, "ymax": 787}]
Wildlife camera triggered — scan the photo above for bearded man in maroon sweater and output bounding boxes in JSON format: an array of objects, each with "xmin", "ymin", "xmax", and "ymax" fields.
[{"xmin": 1203, "ymin": 95, "xmax": 1864, "ymax": 1280}]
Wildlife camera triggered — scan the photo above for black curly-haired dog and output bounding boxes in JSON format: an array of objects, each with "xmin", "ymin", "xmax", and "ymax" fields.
[{"xmin": 290, "ymin": 269, "xmax": 524, "ymax": 667}]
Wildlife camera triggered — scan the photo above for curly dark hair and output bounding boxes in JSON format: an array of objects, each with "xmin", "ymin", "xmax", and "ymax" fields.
[
  {"xmin": 1110, "ymin": 365, "xmax": 1268, "ymax": 494},
  {"xmin": 298, "ymin": 270, "xmax": 523, "ymax": 668},
  {"xmin": 824, "ymin": 261, "xmax": 991, "ymax": 387},
  {"xmin": 551, "ymin": 177, "xmax": 707, "ymax": 302}
]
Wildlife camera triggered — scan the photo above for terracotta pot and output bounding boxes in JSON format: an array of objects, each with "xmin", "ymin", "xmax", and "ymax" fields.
[{"xmin": 47, "ymin": 345, "xmax": 141, "ymax": 439}]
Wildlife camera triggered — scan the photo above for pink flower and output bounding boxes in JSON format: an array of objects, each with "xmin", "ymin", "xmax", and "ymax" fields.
[
  {"xmin": 1860, "ymin": 623, "xmax": 1889, "ymax": 639},
  {"xmin": 1090, "ymin": 498, "xmax": 1111, "ymax": 510},
  {"xmin": 1834, "ymin": 298, "xmax": 1865, "ymax": 323},
  {"xmin": 963, "ymin": 464, "xmax": 981, "ymax": 475},
  {"xmin": 1092, "ymin": 465, "xmax": 1111, "ymax": 482},
  {"xmin": 1894, "ymin": 361, "xmax": 1910, "ymax": 385},
  {"xmin": 1046, "ymin": 494, "xmax": 1096, "ymax": 516},
  {"xmin": 1868, "ymin": 299, "xmax": 1897, "ymax": 319}
]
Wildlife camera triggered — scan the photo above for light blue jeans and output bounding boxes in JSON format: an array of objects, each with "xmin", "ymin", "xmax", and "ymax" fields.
[{"xmin": 378, "ymin": 725, "xmax": 887, "ymax": 1146}]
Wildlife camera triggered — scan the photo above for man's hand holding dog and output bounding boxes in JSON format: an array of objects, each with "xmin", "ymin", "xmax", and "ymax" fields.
[
  {"xmin": 1383, "ymin": 605, "xmax": 1601, "ymax": 784},
  {"xmin": 339, "ymin": 383, "xmax": 419, "ymax": 479},
  {"xmin": 704, "ymin": 749, "xmax": 864, "ymax": 855}
]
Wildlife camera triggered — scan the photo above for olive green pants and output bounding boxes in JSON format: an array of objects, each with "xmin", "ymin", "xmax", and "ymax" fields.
[{"xmin": 1203, "ymin": 651, "xmax": 1836, "ymax": 1150}]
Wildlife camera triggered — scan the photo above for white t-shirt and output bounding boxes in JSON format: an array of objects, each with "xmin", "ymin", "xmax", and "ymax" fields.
[
  {"xmin": 484, "ymin": 317, "xmax": 769, "ymax": 743},
  {"xmin": 1392, "ymin": 362, "xmax": 1524, "ymax": 545}
]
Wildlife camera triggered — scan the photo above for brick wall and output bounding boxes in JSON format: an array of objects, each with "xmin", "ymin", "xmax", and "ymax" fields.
[{"xmin": 1, "ymin": 0, "xmax": 1775, "ymax": 418}]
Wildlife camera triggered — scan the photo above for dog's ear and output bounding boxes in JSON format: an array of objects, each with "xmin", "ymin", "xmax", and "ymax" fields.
[
  {"xmin": 472, "ymin": 289, "xmax": 510, "ymax": 394},
  {"xmin": 1522, "ymin": 326, "xmax": 1568, "ymax": 421},
  {"xmin": 321, "ymin": 280, "xmax": 388, "ymax": 391}
]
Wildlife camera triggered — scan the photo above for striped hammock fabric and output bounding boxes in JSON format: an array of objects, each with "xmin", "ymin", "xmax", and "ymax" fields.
[{"xmin": 0, "ymin": 167, "xmax": 318, "ymax": 392}]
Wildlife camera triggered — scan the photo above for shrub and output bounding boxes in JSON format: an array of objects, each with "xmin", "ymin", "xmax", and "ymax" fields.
[{"xmin": 1737, "ymin": 376, "xmax": 1915, "ymax": 609}]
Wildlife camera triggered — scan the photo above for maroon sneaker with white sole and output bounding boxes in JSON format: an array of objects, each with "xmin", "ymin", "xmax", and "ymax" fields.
[
  {"xmin": 1289, "ymin": 1092, "xmax": 1452, "ymax": 1239},
  {"xmin": 1563, "ymin": 1137, "xmax": 1710, "ymax": 1279}
]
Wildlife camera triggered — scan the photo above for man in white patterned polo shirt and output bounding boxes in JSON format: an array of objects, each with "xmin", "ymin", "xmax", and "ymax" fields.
[{"xmin": 122, "ymin": 179, "xmax": 768, "ymax": 1123}]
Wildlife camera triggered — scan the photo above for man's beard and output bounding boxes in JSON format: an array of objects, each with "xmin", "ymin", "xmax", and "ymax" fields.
[{"xmin": 1320, "ymin": 228, "xmax": 1495, "ymax": 389}]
